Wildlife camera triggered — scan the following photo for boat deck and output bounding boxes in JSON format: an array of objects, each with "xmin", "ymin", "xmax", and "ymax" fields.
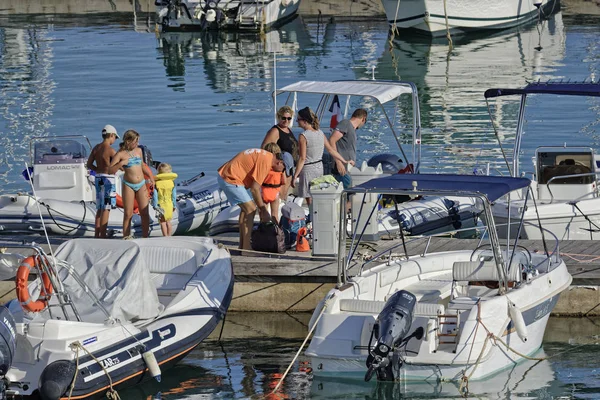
[{"xmin": 1, "ymin": 234, "xmax": 599, "ymax": 314}]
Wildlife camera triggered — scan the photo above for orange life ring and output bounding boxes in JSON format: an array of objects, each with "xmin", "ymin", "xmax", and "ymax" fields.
[
  {"xmin": 115, "ymin": 165, "xmax": 154, "ymax": 214},
  {"xmin": 15, "ymin": 256, "xmax": 54, "ymax": 313}
]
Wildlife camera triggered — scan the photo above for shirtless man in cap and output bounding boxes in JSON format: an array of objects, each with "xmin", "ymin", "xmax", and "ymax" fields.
[{"xmin": 87, "ymin": 125, "xmax": 119, "ymax": 238}]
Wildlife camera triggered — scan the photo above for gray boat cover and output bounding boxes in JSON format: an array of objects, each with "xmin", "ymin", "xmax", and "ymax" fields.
[{"xmin": 49, "ymin": 239, "xmax": 163, "ymax": 323}]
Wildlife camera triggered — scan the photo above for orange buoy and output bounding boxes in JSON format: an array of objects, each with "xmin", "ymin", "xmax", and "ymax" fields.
[
  {"xmin": 296, "ymin": 227, "xmax": 310, "ymax": 252},
  {"xmin": 15, "ymin": 256, "xmax": 54, "ymax": 313}
]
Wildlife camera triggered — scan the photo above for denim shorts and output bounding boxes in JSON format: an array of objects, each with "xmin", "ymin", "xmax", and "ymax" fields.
[
  {"xmin": 217, "ymin": 176, "xmax": 252, "ymax": 205},
  {"xmin": 333, "ymin": 173, "xmax": 352, "ymax": 190}
]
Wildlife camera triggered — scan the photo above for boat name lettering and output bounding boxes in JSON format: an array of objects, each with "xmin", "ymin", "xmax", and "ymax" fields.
[
  {"xmin": 45, "ymin": 165, "xmax": 79, "ymax": 170},
  {"xmin": 2, "ymin": 317, "xmax": 15, "ymax": 339},
  {"xmin": 193, "ymin": 190, "xmax": 213, "ymax": 201},
  {"xmin": 157, "ymin": 327, "xmax": 172, "ymax": 340},
  {"xmin": 82, "ymin": 336, "xmax": 97, "ymax": 345},
  {"xmin": 99, "ymin": 356, "xmax": 120, "ymax": 369},
  {"xmin": 534, "ymin": 300, "xmax": 552, "ymax": 321}
]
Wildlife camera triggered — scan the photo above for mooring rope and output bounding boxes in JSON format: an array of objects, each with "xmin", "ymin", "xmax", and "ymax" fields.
[{"xmin": 69, "ymin": 342, "xmax": 121, "ymax": 400}]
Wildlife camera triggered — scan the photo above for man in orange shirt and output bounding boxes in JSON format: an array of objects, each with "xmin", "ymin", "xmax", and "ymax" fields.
[{"xmin": 218, "ymin": 145, "xmax": 285, "ymax": 250}]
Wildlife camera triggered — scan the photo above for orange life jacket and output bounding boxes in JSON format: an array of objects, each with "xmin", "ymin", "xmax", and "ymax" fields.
[{"xmin": 261, "ymin": 171, "xmax": 284, "ymax": 203}]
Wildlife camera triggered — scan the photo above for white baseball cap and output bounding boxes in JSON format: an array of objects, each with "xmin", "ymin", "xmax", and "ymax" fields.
[{"xmin": 102, "ymin": 124, "xmax": 119, "ymax": 138}]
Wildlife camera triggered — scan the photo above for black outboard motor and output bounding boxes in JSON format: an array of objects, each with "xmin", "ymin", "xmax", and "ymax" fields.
[
  {"xmin": 0, "ymin": 306, "xmax": 16, "ymax": 399},
  {"xmin": 365, "ymin": 290, "xmax": 422, "ymax": 382},
  {"xmin": 200, "ymin": 0, "xmax": 225, "ymax": 30},
  {"xmin": 367, "ymin": 154, "xmax": 404, "ymax": 174}
]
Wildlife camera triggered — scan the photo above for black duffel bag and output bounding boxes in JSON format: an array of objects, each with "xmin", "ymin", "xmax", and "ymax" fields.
[{"xmin": 251, "ymin": 221, "xmax": 286, "ymax": 254}]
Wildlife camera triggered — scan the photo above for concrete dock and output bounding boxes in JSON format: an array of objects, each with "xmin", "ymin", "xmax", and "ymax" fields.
[{"xmin": 1, "ymin": 234, "xmax": 599, "ymax": 316}]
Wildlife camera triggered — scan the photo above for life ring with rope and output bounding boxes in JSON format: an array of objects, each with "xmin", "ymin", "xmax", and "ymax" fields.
[
  {"xmin": 115, "ymin": 166, "xmax": 155, "ymax": 214},
  {"xmin": 16, "ymin": 256, "xmax": 54, "ymax": 313}
]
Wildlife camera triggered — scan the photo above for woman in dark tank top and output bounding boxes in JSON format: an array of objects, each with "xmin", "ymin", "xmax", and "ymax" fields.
[{"xmin": 261, "ymin": 105, "xmax": 298, "ymax": 198}]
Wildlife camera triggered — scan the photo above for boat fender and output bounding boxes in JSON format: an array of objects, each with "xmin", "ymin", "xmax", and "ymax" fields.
[
  {"xmin": 281, "ymin": 0, "xmax": 292, "ymax": 6},
  {"xmin": 142, "ymin": 350, "xmax": 162, "ymax": 382},
  {"xmin": 15, "ymin": 256, "xmax": 54, "ymax": 313},
  {"xmin": 39, "ymin": 360, "xmax": 77, "ymax": 400},
  {"xmin": 507, "ymin": 300, "xmax": 528, "ymax": 342}
]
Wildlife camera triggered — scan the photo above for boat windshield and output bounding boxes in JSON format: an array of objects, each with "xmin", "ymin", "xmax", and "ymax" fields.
[{"xmin": 32, "ymin": 138, "xmax": 90, "ymax": 165}]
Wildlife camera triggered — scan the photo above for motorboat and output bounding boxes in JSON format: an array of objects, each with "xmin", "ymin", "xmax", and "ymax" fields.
[
  {"xmin": 486, "ymin": 81, "xmax": 600, "ymax": 240},
  {"xmin": 210, "ymin": 80, "xmax": 482, "ymax": 239},
  {"xmin": 306, "ymin": 173, "xmax": 572, "ymax": 383},
  {"xmin": 155, "ymin": 0, "xmax": 301, "ymax": 32},
  {"xmin": 379, "ymin": 0, "xmax": 560, "ymax": 36},
  {"xmin": 3, "ymin": 236, "xmax": 233, "ymax": 399},
  {"xmin": 0, "ymin": 136, "xmax": 228, "ymax": 237}
]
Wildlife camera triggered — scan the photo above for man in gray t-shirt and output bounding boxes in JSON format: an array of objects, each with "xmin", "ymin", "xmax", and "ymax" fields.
[{"xmin": 329, "ymin": 108, "xmax": 367, "ymax": 189}]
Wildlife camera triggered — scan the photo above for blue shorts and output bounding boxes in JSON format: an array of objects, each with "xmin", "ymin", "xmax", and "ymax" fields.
[
  {"xmin": 333, "ymin": 173, "xmax": 352, "ymax": 190},
  {"xmin": 95, "ymin": 174, "xmax": 116, "ymax": 210},
  {"xmin": 217, "ymin": 176, "xmax": 252, "ymax": 206}
]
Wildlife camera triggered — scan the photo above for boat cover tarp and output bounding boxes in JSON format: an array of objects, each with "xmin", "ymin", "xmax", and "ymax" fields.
[
  {"xmin": 275, "ymin": 80, "xmax": 415, "ymax": 104},
  {"xmin": 49, "ymin": 239, "xmax": 162, "ymax": 323},
  {"xmin": 350, "ymin": 174, "xmax": 530, "ymax": 203},
  {"xmin": 484, "ymin": 82, "xmax": 600, "ymax": 99}
]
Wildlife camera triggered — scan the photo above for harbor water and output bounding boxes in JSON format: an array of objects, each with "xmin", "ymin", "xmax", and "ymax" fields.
[{"xmin": 1, "ymin": 0, "xmax": 600, "ymax": 398}]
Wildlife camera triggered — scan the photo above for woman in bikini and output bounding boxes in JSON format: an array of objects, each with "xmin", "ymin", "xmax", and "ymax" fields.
[{"xmin": 109, "ymin": 129, "xmax": 154, "ymax": 238}]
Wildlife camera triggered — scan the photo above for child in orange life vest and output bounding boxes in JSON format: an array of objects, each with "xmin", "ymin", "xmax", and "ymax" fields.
[
  {"xmin": 262, "ymin": 169, "xmax": 284, "ymax": 223},
  {"xmin": 152, "ymin": 163, "xmax": 178, "ymax": 236}
]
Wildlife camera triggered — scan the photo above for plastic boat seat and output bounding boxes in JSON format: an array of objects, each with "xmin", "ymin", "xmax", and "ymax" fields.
[
  {"xmin": 339, "ymin": 299, "xmax": 444, "ymax": 317},
  {"xmin": 137, "ymin": 246, "xmax": 201, "ymax": 290},
  {"xmin": 385, "ymin": 271, "xmax": 454, "ymax": 303},
  {"xmin": 448, "ymin": 296, "xmax": 479, "ymax": 311}
]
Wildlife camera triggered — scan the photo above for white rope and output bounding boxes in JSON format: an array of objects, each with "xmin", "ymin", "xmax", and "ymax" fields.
[
  {"xmin": 69, "ymin": 342, "xmax": 121, "ymax": 400},
  {"xmin": 443, "ymin": 0, "xmax": 453, "ymax": 48},
  {"xmin": 271, "ymin": 295, "xmax": 333, "ymax": 394}
]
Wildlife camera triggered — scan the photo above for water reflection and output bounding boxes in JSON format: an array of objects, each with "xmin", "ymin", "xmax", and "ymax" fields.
[
  {"xmin": 157, "ymin": 16, "xmax": 315, "ymax": 93},
  {"xmin": 366, "ymin": 13, "xmax": 567, "ymax": 174},
  {"xmin": 114, "ymin": 314, "xmax": 600, "ymax": 399},
  {"xmin": 0, "ymin": 26, "xmax": 55, "ymax": 186}
]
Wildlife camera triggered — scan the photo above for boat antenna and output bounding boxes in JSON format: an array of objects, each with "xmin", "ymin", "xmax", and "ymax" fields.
[
  {"xmin": 24, "ymin": 162, "xmax": 57, "ymax": 263},
  {"xmin": 273, "ymin": 52, "xmax": 277, "ymax": 124},
  {"xmin": 484, "ymin": 98, "xmax": 513, "ymax": 175}
]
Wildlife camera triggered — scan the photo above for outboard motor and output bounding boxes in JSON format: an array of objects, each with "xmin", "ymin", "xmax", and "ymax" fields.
[
  {"xmin": 200, "ymin": 0, "xmax": 225, "ymax": 30},
  {"xmin": 365, "ymin": 290, "xmax": 423, "ymax": 382},
  {"xmin": 0, "ymin": 306, "xmax": 16, "ymax": 399},
  {"xmin": 367, "ymin": 154, "xmax": 404, "ymax": 174}
]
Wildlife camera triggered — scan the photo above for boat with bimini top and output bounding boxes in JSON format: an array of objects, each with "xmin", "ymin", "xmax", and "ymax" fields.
[
  {"xmin": 210, "ymin": 80, "xmax": 482, "ymax": 238},
  {"xmin": 0, "ymin": 136, "xmax": 227, "ymax": 237},
  {"xmin": 306, "ymin": 173, "xmax": 571, "ymax": 383},
  {"xmin": 486, "ymin": 81, "xmax": 600, "ymax": 240},
  {"xmin": 2, "ymin": 236, "xmax": 233, "ymax": 399}
]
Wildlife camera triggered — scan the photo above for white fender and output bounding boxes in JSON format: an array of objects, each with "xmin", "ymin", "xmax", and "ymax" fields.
[
  {"xmin": 142, "ymin": 350, "xmax": 162, "ymax": 382},
  {"xmin": 281, "ymin": 0, "xmax": 292, "ymax": 7},
  {"xmin": 507, "ymin": 300, "xmax": 528, "ymax": 342}
]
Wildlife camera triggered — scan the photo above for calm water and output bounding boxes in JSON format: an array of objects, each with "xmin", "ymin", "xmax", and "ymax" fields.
[
  {"xmin": 115, "ymin": 312, "xmax": 600, "ymax": 399},
  {"xmin": 1, "ymin": 1, "xmax": 600, "ymax": 398}
]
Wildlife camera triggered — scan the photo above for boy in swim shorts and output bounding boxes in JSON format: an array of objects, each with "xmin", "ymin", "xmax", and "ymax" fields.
[{"xmin": 87, "ymin": 124, "xmax": 119, "ymax": 238}]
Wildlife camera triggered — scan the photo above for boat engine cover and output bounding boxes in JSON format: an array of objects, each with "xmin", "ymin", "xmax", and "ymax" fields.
[{"xmin": 0, "ymin": 306, "xmax": 16, "ymax": 376}]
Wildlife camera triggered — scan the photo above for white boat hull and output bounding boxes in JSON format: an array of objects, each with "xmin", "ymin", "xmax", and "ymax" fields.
[
  {"xmin": 5, "ymin": 237, "xmax": 234, "ymax": 398},
  {"xmin": 0, "ymin": 176, "xmax": 228, "ymax": 237},
  {"xmin": 156, "ymin": 0, "xmax": 301, "ymax": 31},
  {"xmin": 380, "ymin": 0, "xmax": 560, "ymax": 36},
  {"xmin": 306, "ymin": 249, "xmax": 571, "ymax": 381}
]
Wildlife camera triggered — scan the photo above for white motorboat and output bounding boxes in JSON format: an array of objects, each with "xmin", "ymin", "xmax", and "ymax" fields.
[
  {"xmin": 486, "ymin": 81, "xmax": 600, "ymax": 240},
  {"xmin": 380, "ymin": 0, "xmax": 560, "ymax": 36},
  {"xmin": 0, "ymin": 136, "xmax": 228, "ymax": 237},
  {"xmin": 3, "ymin": 236, "xmax": 233, "ymax": 399},
  {"xmin": 306, "ymin": 173, "xmax": 572, "ymax": 383},
  {"xmin": 155, "ymin": 0, "xmax": 301, "ymax": 32}
]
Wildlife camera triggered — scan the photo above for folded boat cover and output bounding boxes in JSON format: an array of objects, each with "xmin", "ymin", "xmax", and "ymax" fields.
[{"xmin": 49, "ymin": 239, "xmax": 163, "ymax": 323}]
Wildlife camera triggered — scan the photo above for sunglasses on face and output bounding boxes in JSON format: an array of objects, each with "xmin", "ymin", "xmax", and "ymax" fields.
[{"xmin": 280, "ymin": 117, "xmax": 292, "ymax": 121}]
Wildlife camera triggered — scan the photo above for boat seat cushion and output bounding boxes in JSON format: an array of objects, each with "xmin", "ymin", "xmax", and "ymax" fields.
[
  {"xmin": 137, "ymin": 246, "xmax": 200, "ymax": 290},
  {"xmin": 339, "ymin": 299, "xmax": 444, "ymax": 317},
  {"xmin": 453, "ymin": 260, "xmax": 521, "ymax": 283},
  {"xmin": 385, "ymin": 271, "xmax": 454, "ymax": 303}
]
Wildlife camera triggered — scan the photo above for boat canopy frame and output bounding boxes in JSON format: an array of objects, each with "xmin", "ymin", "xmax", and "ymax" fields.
[
  {"xmin": 273, "ymin": 80, "xmax": 422, "ymax": 173},
  {"xmin": 484, "ymin": 81, "xmax": 600, "ymax": 178},
  {"xmin": 336, "ymin": 174, "xmax": 539, "ymax": 293}
]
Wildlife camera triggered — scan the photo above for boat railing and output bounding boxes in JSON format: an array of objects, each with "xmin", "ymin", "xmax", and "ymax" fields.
[
  {"xmin": 544, "ymin": 171, "xmax": 600, "ymax": 203},
  {"xmin": 2, "ymin": 242, "xmax": 112, "ymax": 323},
  {"xmin": 353, "ymin": 219, "xmax": 561, "ymax": 278}
]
